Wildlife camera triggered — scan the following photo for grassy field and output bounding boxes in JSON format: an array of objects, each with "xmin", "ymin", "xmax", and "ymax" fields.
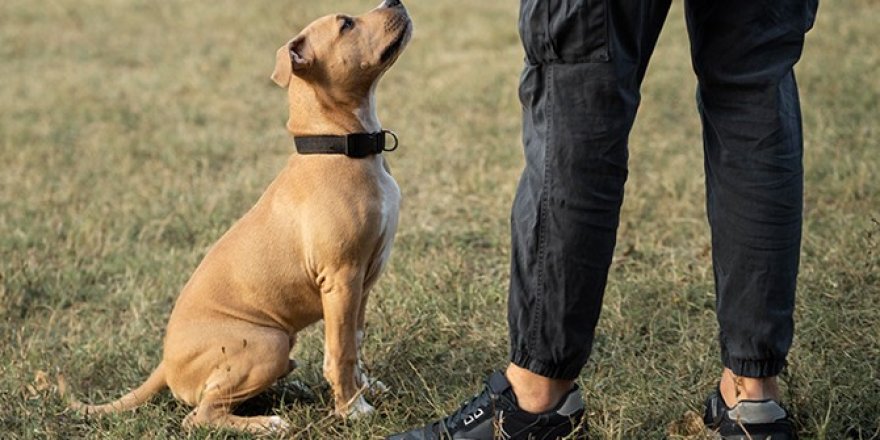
[{"xmin": 1, "ymin": 0, "xmax": 878, "ymax": 438}]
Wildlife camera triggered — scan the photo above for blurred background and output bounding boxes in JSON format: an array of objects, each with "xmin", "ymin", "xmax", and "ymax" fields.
[{"xmin": 1, "ymin": 0, "xmax": 877, "ymax": 438}]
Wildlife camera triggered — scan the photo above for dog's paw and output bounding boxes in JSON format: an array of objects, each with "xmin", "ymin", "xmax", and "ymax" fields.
[
  {"xmin": 358, "ymin": 369, "xmax": 390, "ymax": 395},
  {"xmin": 342, "ymin": 395, "xmax": 375, "ymax": 420},
  {"xmin": 367, "ymin": 378, "xmax": 389, "ymax": 395},
  {"xmin": 263, "ymin": 415, "xmax": 290, "ymax": 432}
]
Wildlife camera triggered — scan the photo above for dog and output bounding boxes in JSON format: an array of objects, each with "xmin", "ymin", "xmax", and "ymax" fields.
[{"xmin": 59, "ymin": 0, "xmax": 412, "ymax": 433}]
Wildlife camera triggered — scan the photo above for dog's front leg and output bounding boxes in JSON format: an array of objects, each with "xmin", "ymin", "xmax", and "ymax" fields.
[
  {"xmin": 322, "ymin": 272, "xmax": 375, "ymax": 419},
  {"xmin": 355, "ymin": 287, "xmax": 388, "ymax": 395}
]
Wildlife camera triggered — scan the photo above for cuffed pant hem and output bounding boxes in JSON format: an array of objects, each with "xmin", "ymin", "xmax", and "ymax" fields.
[
  {"xmin": 723, "ymin": 355, "xmax": 787, "ymax": 378},
  {"xmin": 510, "ymin": 350, "xmax": 583, "ymax": 381}
]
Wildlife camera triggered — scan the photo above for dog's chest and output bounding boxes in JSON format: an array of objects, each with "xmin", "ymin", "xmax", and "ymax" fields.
[{"xmin": 376, "ymin": 171, "xmax": 401, "ymax": 235}]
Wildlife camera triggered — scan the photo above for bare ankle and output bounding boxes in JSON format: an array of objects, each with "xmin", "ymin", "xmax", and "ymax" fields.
[
  {"xmin": 719, "ymin": 367, "xmax": 781, "ymax": 407},
  {"xmin": 505, "ymin": 364, "xmax": 574, "ymax": 414}
]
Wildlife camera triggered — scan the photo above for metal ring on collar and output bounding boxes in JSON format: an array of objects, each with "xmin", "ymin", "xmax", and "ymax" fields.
[{"xmin": 381, "ymin": 129, "xmax": 399, "ymax": 152}]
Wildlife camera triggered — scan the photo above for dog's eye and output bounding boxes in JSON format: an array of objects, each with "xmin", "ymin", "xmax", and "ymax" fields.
[{"xmin": 340, "ymin": 17, "xmax": 355, "ymax": 33}]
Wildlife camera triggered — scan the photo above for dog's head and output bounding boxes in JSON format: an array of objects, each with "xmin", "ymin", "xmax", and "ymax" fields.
[{"xmin": 271, "ymin": 0, "xmax": 412, "ymax": 95}]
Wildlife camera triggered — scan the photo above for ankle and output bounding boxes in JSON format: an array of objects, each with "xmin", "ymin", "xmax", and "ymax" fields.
[
  {"xmin": 505, "ymin": 364, "xmax": 574, "ymax": 414},
  {"xmin": 719, "ymin": 367, "xmax": 781, "ymax": 407}
]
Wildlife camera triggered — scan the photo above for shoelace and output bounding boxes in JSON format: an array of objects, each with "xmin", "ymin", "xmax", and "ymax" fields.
[{"xmin": 436, "ymin": 380, "xmax": 501, "ymax": 433}]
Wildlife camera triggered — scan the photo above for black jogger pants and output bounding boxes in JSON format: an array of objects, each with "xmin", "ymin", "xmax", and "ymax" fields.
[{"xmin": 508, "ymin": 0, "xmax": 819, "ymax": 380}]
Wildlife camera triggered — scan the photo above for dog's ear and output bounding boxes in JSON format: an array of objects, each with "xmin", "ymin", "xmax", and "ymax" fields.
[{"xmin": 271, "ymin": 35, "xmax": 312, "ymax": 88}]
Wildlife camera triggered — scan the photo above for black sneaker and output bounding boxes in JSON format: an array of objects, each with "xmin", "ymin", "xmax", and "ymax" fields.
[
  {"xmin": 703, "ymin": 387, "xmax": 798, "ymax": 440},
  {"xmin": 387, "ymin": 371, "xmax": 587, "ymax": 440}
]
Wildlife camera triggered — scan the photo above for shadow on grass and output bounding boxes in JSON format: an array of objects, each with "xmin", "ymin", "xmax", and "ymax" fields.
[{"xmin": 234, "ymin": 378, "xmax": 320, "ymax": 417}]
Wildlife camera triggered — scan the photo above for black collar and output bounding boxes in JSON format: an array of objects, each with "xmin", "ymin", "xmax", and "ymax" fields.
[{"xmin": 294, "ymin": 130, "xmax": 398, "ymax": 158}]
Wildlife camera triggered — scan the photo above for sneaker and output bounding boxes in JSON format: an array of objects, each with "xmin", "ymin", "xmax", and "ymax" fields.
[
  {"xmin": 387, "ymin": 371, "xmax": 588, "ymax": 440},
  {"xmin": 703, "ymin": 387, "xmax": 798, "ymax": 440}
]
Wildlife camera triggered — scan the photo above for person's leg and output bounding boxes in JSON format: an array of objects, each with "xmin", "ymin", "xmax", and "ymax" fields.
[
  {"xmin": 508, "ymin": 0, "xmax": 672, "ymax": 412},
  {"xmin": 684, "ymin": 0, "xmax": 818, "ymax": 406},
  {"xmin": 387, "ymin": 2, "xmax": 673, "ymax": 439}
]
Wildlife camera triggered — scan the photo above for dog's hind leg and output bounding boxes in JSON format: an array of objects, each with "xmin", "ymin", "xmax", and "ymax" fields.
[
  {"xmin": 179, "ymin": 328, "xmax": 292, "ymax": 433},
  {"xmin": 183, "ymin": 396, "xmax": 289, "ymax": 434}
]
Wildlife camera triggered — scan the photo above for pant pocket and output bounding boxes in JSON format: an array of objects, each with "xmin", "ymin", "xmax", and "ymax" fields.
[
  {"xmin": 519, "ymin": 0, "xmax": 609, "ymax": 64},
  {"xmin": 805, "ymin": 0, "xmax": 819, "ymax": 32}
]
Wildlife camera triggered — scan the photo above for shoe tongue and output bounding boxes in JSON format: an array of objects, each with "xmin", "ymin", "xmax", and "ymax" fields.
[{"xmin": 487, "ymin": 371, "xmax": 513, "ymax": 395}]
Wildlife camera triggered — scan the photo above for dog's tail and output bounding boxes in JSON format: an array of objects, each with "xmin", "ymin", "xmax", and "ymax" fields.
[{"xmin": 57, "ymin": 362, "xmax": 167, "ymax": 415}]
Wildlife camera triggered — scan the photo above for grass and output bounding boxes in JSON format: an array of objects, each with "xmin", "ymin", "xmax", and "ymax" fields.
[{"xmin": 1, "ymin": 0, "xmax": 878, "ymax": 438}]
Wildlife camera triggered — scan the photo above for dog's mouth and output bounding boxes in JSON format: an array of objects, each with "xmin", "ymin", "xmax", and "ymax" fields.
[{"xmin": 380, "ymin": 23, "xmax": 409, "ymax": 64}]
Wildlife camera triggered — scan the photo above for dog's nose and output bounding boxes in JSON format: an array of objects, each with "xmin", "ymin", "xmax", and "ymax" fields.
[{"xmin": 385, "ymin": 0, "xmax": 401, "ymax": 8}]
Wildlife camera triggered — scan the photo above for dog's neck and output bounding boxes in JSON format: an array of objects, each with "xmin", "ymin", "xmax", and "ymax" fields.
[{"xmin": 286, "ymin": 76, "xmax": 381, "ymax": 136}]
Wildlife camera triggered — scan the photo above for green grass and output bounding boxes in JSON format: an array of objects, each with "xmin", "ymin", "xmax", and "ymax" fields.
[{"xmin": 1, "ymin": 0, "xmax": 878, "ymax": 438}]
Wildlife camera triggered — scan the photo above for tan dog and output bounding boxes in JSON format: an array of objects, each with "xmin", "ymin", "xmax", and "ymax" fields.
[{"xmin": 60, "ymin": 0, "xmax": 412, "ymax": 433}]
